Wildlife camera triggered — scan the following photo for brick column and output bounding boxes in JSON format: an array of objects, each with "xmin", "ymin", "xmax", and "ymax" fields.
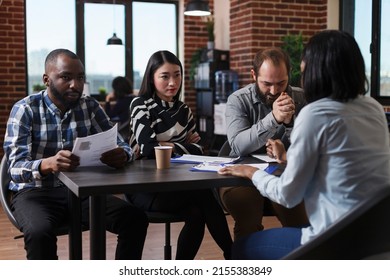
[{"xmin": 0, "ymin": 0, "xmax": 26, "ymax": 158}]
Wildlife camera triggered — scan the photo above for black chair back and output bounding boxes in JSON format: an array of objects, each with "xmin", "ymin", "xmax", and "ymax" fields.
[
  {"xmin": 0, "ymin": 156, "xmax": 20, "ymax": 230},
  {"xmin": 283, "ymin": 187, "xmax": 390, "ymax": 259}
]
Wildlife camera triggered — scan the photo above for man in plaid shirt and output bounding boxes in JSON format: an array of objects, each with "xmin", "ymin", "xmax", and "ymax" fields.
[{"xmin": 3, "ymin": 49, "xmax": 148, "ymax": 260}]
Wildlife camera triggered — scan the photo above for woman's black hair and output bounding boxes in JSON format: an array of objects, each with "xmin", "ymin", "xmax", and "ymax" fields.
[
  {"xmin": 138, "ymin": 50, "xmax": 183, "ymax": 101},
  {"xmin": 301, "ymin": 30, "xmax": 368, "ymax": 103},
  {"xmin": 112, "ymin": 76, "xmax": 132, "ymax": 99}
]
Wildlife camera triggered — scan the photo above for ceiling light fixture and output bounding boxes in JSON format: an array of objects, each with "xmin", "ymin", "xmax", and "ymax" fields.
[
  {"xmin": 184, "ymin": 0, "xmax": 211, "ymax": 17},
  {"xmin": 107, "ymin": 0, "xmax": 123, "ymax": 45}
]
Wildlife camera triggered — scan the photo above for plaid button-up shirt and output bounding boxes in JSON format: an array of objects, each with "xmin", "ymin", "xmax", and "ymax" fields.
[{"xmin": 4, "ymin": 90, "xmax": 132, "ymax": 191}]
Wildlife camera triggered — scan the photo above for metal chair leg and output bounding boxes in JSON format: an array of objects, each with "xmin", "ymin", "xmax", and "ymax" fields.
[{"xmin": 164, "ymin": 222, "xmax": 172, "ymax": 260}]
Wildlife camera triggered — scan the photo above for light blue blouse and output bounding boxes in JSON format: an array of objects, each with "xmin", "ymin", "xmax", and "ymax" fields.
[{"xmin": 252, "ymin": 96, "xmax": 390, "ymax": 244}]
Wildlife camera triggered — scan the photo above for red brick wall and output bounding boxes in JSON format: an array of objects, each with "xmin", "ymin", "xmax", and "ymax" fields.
[
  {"xmin": 183, "ymin": 0, "xmax": 214, "ymax": 116},
  {"xmin": 183, "ymin": 0, "xmax": 328, "ymax": 117},
  {"xmin": 0, "ymin": 0, "xmax": 26, "ymax": 159},
  {"xmin": 229, "ymin": 0, "xmax": 328, "ymax": 87}
]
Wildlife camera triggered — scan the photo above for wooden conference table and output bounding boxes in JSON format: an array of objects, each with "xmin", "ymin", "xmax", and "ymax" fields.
[{"xmin": 57, "ymin": 159, "xmax": 255, "ymax": 260}]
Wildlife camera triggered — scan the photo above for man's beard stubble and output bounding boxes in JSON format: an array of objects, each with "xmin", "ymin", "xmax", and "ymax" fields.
[
  {"xmin": 49, "ymin": 83, "xmax": 81, "ymax": 109},
  {"xmin": 254, "ymin": 82, "xmax": 287, "ymax": 108},
  {"xmin": 255, "ymin": 83, "xmax": 274, "ymax": 108}
]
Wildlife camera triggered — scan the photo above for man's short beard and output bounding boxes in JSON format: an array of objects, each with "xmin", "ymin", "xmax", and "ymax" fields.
[
  {"xmin": 50, "ymin": 83, "xmax": 80, "ymax": 108},
  {"xmin": 255, "ymin": 82, "xmax": 274, "ymax": 108},
  {"xmin": 255, "ymin": 80, "xmax": 288, "ymax": 108}
]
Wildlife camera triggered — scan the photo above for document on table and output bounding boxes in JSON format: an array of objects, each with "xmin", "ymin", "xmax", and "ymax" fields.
[
  {"xmin": 171, "ymin": 154, "xmax": 241, "ymax": 164},
  {"xmin": 250, "ymin": 154, "xmax": 277, "ymax": 163},
  {"xmin": 190, "ymin": 162, "xmax": 272, "ymax": 173},
  {"xmin": 72, "ymin": 124, "xmax": 118, "ymax": 166}
]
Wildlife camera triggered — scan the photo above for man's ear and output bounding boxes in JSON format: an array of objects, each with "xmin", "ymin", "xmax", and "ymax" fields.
[
  {"xmin": 250, "ymin": 69, "xmax": 256, "ymax": 82},
  {"xmin": 42, "ymin": 74, "xmax": 49, "ymax": 86}
]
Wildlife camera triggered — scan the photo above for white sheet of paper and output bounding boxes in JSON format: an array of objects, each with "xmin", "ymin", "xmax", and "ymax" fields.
[
  {"xmin": 72, "ymin": 124, "xmax": 118, "ymax": 166},
  {"xmin": 250, "ymin": 154, "xmax": 277, "ymax": 163},
  {"xmin": 171, "ymin": 154, "xmax": 241, "ymax": 164},
  {"xmin": 191, "ymin": 162, "xmax": 269, "ymax": 172}
]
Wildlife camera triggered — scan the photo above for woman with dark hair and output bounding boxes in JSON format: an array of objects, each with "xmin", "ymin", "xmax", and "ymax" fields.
[
  {"xmin": 218, "ymin": 30, "xmax": 390, "ymax": 259},
  {"xmin": 105, "ymin": 76, "xmax": 134, "ymax": 140},
  {"xmin": 126, "ymin": 50, "xmax": 233, "ymax": 259},
  {"xmin": 105, "ymin": 76, "xmax": 134, "ymax": 123}
]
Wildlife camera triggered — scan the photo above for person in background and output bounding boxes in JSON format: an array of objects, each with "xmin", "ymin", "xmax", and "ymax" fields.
[
  {"xmin": 126, "ymin": 50, "xmax": 233, "ymax": 259},
  {"xmin": 218, "ymin": 30, "xmax": 390, "ymax": 259},
  {"xmin": 219, "ymin": 47, "xmax": 308, "ymax": 241},
  {"xmin": 105, "ymin": 76, "xmax": 134, "ymax": 123},
  {"xmin": 105, "ymin": 76, "xmax": 134, "ymax": 141},
  {"xmin": 3, "ymin": 49, "xmax": 148, "ymax": 260}
]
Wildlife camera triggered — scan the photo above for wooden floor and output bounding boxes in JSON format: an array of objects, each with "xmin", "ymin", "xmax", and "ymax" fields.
[{"xmin": 0, "ymin": 206, "xmax": 281, "ymax": 260}]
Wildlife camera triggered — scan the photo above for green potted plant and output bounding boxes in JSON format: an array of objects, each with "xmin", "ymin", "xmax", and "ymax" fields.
[
  {"xmin": 204, "ymin": 15, "xmax": 214, "ymax": 49},
  {"xmin": 32, "ymin": 83, "xmax": 46, "ymax": 92},
  {"xmin": 281, "ymin": 33, "xmax": 304, "ymax": 87},
  {"xmin": 189, "ymin": 48, "xmax": 203, "ymax": 83},
  {"xmin": 98, "ymin": 87, "xmax": 107, "ymax": 101}
]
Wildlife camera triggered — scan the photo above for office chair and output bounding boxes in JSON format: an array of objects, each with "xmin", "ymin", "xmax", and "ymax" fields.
[
  {"xmin": 144, "ymin": 211, "xmax": 185, "ymax": 260},
  {"xmin": 283, "ymin": 186, "xmax": 390, "ymax": 259},
  {"xmin": 218, "ymin": 140, "xmax": 231, "ymax": 158},
  {"xmin": 124, "ymin": 195, "xmax": 185, "ymax": 260},
  {"xmin": 0, "ymin": 156, "xmax": 87, "ymax": 241},
  {"xmin": 0, "ymin": 156, "xmax": 20, "ymax": 237}
]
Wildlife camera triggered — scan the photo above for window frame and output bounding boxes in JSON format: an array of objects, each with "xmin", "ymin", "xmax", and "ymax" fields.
[
  {"xmin": 341, "ymin": 0, "xmax": 390, "ymax": 105},
  {"xmin": 75, "ymin": 0, "xmax": 179, "ymax": 94}
]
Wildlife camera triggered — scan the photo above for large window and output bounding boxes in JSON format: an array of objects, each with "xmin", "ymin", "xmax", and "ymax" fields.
[
  {"xmin": 84, "ymin": 3, "xmax": 126, "ymax": 93},
  {"xmin": 132, "ymin": 2, "xmax": 177, "ymax": 90},
  {"xmin": 26, "ymin": 0, "xmax": 76, "ymax": 94},
  {"xmin": 354, "ymin": 0, "xmax": 372, "ymax": 95},
  {"xmin": 379, "ymin": 0, "xmax": 390, "ymax": 98},
  {"xmin": 26, "ymin": 0, "xmax": 178, "ymax": 96},
  {"xmin": 342, "ymin": 0, "xmax": 390, "ymax": 104}
]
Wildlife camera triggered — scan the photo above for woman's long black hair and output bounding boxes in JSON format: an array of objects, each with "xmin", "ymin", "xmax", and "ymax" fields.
[
  {"xmin": 138, "ymin": 50, "xmax": 183, "ymax": 101},
  {"xmin": 301, "ymin": 30, "xmax": 368, "ymax": 103}
]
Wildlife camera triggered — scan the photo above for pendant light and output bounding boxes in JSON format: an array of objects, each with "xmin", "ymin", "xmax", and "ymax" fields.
[
  {"xmin": 107, "ymin": 33, "xmax": 122, "ymax": 45},
  {"xmin": 184, "ymin": 0, "xmax": 211, "ymax": 16},
  {"xmin": 107, "ymin": 0, "xmax": 123, "ymax": 45}
]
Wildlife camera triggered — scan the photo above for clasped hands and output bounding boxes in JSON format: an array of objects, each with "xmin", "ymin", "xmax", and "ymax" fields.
[{"xmin": 272, "ymin": 92, "xmax": 295, "ymax": 125}]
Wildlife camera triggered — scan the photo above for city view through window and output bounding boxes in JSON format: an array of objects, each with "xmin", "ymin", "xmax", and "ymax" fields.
[
  {"xmin": 26, "ymin": 0, "xmax": 177, "ymax": 96},
  {"xmin": 26, "ymin": 1, "xmax": 389, "ymax": 98}
]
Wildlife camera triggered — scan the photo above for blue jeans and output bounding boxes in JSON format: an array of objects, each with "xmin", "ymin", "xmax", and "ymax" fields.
[{"xmin": 232, "ymin": 227, "xmax": 302, "ymax": 259}]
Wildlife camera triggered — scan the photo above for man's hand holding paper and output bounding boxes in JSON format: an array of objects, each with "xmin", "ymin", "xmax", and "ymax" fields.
[{"xmin": 72, "ymin": 124, "xmax": 119, "ymax": 167}]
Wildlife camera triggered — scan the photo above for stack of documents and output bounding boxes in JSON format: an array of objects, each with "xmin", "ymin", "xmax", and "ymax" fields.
[
  {"xmin": 172, "ymin": 154, "xmax": 278, "ymax": 174},
  {"xmin": 190, "ymin": 162, "xmax": 277, "ymax": 174},
  {"xmin": 171, "ymin": 154, "xmax": 241, "ymax": 164}
]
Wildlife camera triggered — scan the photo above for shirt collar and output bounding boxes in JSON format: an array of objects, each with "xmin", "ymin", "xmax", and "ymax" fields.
[
  {"xmin": 42, "ymin": 90, "xmax": 62, "ymax": 116},
  {"xmin": 42, "ymin": 89, "xmax": 84, "ymax": 118}
]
